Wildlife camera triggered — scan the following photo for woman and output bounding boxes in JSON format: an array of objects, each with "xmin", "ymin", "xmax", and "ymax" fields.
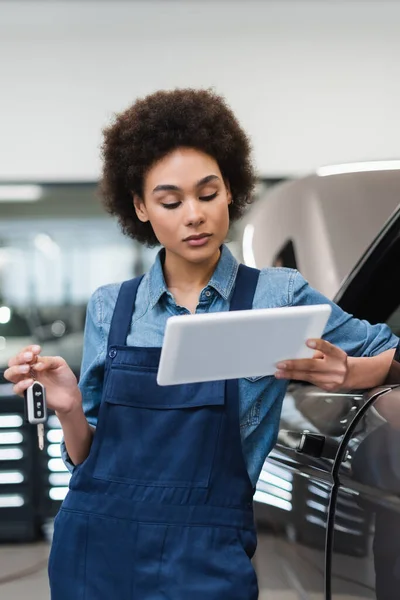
[{"xmin": 5, "ymin": 89, "xmax": 399, "ymax": 599}]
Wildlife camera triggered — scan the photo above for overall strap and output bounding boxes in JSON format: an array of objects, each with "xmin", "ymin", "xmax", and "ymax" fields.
[
  {"xmin": 107, "ymin": 275, "xmax": 145, "ymax": 348},
  {"xmin": 225, "ymin": 265, "xmax": 261, "ymax": 497},
  {"xmin": 229, "ymin": 264, "xmax": 260, "ymax": 312}
]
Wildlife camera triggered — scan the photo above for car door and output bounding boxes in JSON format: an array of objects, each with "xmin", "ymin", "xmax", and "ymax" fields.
[
  {"xmin": 330, "ymin": 377, "xmax": 400, "ymax": 600},
  {"xmin": 329, "ymin": 208, "xmax": 400, "ymax": 600},
  {"xmin": 254, "ymin": 206, "xmax": 400, "ymax": 599},
  {"xmin": 254, "ymin": 381, "xmax": 374, "ymax": 600}
]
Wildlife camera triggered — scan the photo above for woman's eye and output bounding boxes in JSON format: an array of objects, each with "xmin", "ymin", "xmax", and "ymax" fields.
[
  {"xmin": 199, "ymin": 192, "xmax": 218, "ymax": 201},
  {"xmin": 161, "ymin": 202, "xmax": 181, "ymax": 210}
]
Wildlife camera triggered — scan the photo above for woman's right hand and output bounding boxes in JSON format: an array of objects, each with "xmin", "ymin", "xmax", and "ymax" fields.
[{"xmin": 4, "ymin": 345, "xmax": 82, "ymax": 415}]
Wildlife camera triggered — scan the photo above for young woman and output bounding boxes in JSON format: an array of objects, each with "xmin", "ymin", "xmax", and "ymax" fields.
[{"xmin": 5, "ymin": 89, "xmax": 399, "ymax": 599}]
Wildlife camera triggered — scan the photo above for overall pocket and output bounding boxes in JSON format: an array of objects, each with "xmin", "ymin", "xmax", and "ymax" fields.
[{"xmin": 93, "ymin": 366, "xmax": 225, "ymax": 488}]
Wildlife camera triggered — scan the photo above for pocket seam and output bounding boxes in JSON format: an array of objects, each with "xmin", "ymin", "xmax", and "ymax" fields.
[{"xmin": 243, "ymin": 375, "xmax": 268, "ymax": 383}]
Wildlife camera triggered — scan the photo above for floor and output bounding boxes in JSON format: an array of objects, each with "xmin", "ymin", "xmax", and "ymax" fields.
[{"xmin": 0, "ymin": 531, "xmax": 300, "ymax": 600}]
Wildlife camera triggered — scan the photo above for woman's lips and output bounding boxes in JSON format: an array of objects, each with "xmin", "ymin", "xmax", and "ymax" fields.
[{"xmin": 184, "ymin": 234, "xmax": 212, "ymax": 247}]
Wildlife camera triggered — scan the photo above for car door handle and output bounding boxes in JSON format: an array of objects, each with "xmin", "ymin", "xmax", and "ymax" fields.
[{"xmin": 277, "ymin": 429, "xmax": 340, "ymax": 460}]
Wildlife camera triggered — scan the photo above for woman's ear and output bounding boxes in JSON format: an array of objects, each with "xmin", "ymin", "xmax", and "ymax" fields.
[
  {"xmin": 225, "ymin": 181, "xmax": 232, "ymax": 205},
  {"xmin": 133, "ymin": 194, "xmax": 149, "ymax": 223}
]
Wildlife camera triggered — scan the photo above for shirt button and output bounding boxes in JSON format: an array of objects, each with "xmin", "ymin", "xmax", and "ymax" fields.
[
  {"xmin": 205, "ymin": 290, "xmax": 211, "ymax": 298},
  {"xmin": 109, "ymin": 349, "xmax": 117, "ymax": 358}
]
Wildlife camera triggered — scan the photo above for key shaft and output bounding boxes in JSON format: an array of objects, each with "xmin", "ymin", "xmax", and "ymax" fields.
[{"xmin": 37, "ymin": 423, "xmax": 44, "ymax": 450}]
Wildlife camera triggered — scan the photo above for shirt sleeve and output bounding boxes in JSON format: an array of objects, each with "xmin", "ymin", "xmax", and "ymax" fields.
[
  {"xmin": 291, "ymin": 270, "xmax": 399, "ymax": 356},
  {"xmin": 60, "ymin": 288, "xmax": 106, "ymax": 472}
]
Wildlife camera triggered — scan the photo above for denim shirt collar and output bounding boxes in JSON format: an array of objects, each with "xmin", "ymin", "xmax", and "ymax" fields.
[{"xmin": 147, "ymin": 244, "xmax": 239, "ymax": 309}]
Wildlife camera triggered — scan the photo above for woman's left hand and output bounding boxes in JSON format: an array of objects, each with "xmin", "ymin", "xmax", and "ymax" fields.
[{"xmin": 274, "ymin": 338, "xmax": 348, "ymax": 392}]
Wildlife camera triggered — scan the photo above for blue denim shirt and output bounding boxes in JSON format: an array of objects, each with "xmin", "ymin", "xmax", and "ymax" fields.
[{"xmin": 61, "ymin": 245, "xmax": 398, "ymax": 486}]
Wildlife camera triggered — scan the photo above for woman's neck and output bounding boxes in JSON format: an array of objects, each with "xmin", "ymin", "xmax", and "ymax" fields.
[{"xmin": 163, "ymin": 248, "xmax": 221, "ymax": 294}]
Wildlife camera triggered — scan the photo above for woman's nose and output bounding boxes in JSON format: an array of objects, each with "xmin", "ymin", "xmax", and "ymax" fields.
[{"xmin": 183, "ymin": 200, "xmax": 205, "ymax": 227}]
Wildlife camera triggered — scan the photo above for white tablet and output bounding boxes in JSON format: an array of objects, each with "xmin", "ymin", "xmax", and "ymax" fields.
[{"xmin": 157, "ymin": 304, "xmax": 332, "ymax": 386}]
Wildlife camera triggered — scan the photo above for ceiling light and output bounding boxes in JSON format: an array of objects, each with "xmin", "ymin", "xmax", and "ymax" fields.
[
  {"xmin": 0, "ymin": 185, "xmax": 43, "ymax": 202},
  {"xmin": 317, "ymin": 160, "xmax": 400, "ymax": 177},
  {"xmin": 0, "ymin": 306, "xmax": 11, "ymax": 324},
  {"xmin": 34, "ymin": 234, "xmax": 60, "ymax": 258}
]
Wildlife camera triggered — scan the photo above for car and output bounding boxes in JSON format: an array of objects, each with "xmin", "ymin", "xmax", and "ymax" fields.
[
  {"xmin": 0, "ymin": 305, "xmax": 85, "ymax": 541},
  {"xmin": 243, "ymin": 165, "xmax": 400, "ymax": 600},
  {"xmin": 242, "ymin": 165, "xmax": 400, "ymax": 298}
]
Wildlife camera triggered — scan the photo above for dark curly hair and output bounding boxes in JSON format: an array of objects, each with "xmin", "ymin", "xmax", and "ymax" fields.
[{"xmin": 100, "ymin": 88, "xmax": 256, "ymax": 246}]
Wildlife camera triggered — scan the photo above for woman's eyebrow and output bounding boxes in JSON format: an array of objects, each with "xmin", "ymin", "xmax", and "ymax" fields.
[
  {"xmin": 152, "ymin": 174, "xmax": 220, "ymax": 194},
  {"xmin": 196, "ymin": 174, "xmax": 220, "ymax": 187}
]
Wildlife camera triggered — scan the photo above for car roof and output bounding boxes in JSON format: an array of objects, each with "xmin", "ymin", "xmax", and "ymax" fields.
[{"xmin": 244, "ymin": 168, "xmax": 400, "ymax": 298}]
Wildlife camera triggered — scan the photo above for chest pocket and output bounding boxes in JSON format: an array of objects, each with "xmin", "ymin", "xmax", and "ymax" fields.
[{"xmin": 93, "ymin": 364, "xmax": 225, "ymax": 488}]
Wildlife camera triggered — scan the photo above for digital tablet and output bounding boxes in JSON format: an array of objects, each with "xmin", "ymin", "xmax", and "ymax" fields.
[{"xmin": 157, "ymin": 304, "xmax": 332, "ymax": 386}]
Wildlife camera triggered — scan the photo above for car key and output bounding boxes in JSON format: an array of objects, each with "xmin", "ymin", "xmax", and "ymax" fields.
[{"xmin": 24, "ymin": 380, "xmax": 47, "ymax": 450}]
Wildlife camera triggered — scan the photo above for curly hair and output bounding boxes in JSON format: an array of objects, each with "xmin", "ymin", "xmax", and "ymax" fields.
[{"xmin": 100, "ymin": 88, "xmax": 256, "ymax": 246}]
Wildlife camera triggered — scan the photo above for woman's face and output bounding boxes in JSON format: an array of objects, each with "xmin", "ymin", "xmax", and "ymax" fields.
[{"xmin": 134, "ymin": 147, "xmax": 232, "ymax": 264}]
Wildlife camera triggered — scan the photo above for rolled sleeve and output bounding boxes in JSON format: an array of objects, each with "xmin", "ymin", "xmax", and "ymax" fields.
[
  {"xmin": 60, "ymin": 288, "xmax": 106, "ymax": 472},
  {"xmin": 291, "ymin": 271, "xmax": 399, "ymax": 356}
]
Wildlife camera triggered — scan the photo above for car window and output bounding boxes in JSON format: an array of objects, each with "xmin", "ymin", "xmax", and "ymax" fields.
[
  {"xmin": 336, "ymin": 211, "xmax": 400, "ymax": 326},
  {"xmin": 0, "ymin": 307, "xmax": 31, "ymax": 338},
  {"xmin": 272, "ymin": 240, "xmax": 298, "ymax": 269},
  {"xmin": 386, "ymin": 305, "xmax": 400, "ymax": 337}
]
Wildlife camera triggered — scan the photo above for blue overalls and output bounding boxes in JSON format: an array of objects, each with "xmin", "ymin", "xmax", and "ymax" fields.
[{"xmin": 48, "ymin": 264, "xmax": 260, "ymax": 599}]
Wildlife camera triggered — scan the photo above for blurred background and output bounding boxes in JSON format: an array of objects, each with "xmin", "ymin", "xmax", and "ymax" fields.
[{"xmin": 0, "ymin": 1, "xmax": 399, "ymax": 598}]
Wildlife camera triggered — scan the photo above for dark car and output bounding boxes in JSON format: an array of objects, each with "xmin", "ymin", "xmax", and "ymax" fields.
[
  {"xmin": 0, "ymin": 305, "xmax": 85, "ymax": 541},
  {"xmin": 250, "ymin": 189, "xmax": 400, "ymax": 599}
]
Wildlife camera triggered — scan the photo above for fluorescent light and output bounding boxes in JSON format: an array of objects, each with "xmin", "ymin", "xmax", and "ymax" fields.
[
  {"xmin": 48, "ymin": 458, "xmax": 68, "ymax": 472},
  {"xmin": 262, "ymin": 462, "xmax": 293, "ymax": 482},
  {"xmin": 49, "ymin": 487, "xmax": 69, "ymax": 501},
  {"xmin": 242, "ymin": 224, "xmax": 256, "ymax": 267},
  {"xmin": 0, "ymin": 448, "xmax": 23, "ymax": 460},
  {"xmin": 0, "ymin": 185, "xmax": 43, "ymax": 202},
  {"xmin": 0, "ymin": 306, "xmax": 11, "ymax": 324},
  {"xmin": 0, "ymin": 494, "xmax": 24, "ymax": 507},
  {"xmin": 308, "ymin": 484, "xmax": 329, "ymax": 499},
  {"xmin": 253, "ymin": 490, "xmax": 292, "ymax": 511},
  {"xmin": 257, "ymin": 481, "xmax": 292, "ymax": 501},
  {"xmin": 47, "ymin": 444, "xmax": 61, "ymax": 458},
  {"xmin": 306, "ymin": 499, "xmax": 327, "ymax": 513},
  {"xmin": 48, "ymin": 415, "xmax": 61, "ymax": 429},
  {"xmin": 0, "ymin": 471, "xmax": 24, "ymax": 484},
  {"xmin": 258, "ymin": 471, "xmax": 293, "ymax": 492},
  {"xmin": 317, "ymin": 160, "xmax": 400, "ymax": 177},
  {"xmin": 0, "ymin": 416, "xmax": 23, "ymax": 428},
  {"xmin": 0, "ymin": 432, "xmax": 23, "ymax": 445},
  {"xmin": 49, "ymin": 473, "xmax": 71, "ymax": 487},
  {"xmin": 47, "ymin": 429, "xmax": 63, "ymax": 444}
]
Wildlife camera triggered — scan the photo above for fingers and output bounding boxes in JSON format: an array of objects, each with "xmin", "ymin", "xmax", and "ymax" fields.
[
  {"xmin": 31, "ymin": 356, "xmax": 65, "ymax": 372},
  {"xmin": 4, "ymin": 351, "xmax": 63, "ymax": 389},
  {"xmin": 13, "ymin": 378, "xmax": 34, "ymax": 397},
  {"xmin": 8, "ymin": 345, "xmax": 41, "ymax": 368},
  {"xmin": 274, "ymin": 368, "xmax": 346, "ymax": 392},
  {"xmin": 275, "ymin": 368, "xmax": 345, "ymax": 384},
  {"xmin": 276, "ymin": 358, "xmax": 321, "ymax": 373},
  {"xmin": 3, "ymin": 363, "xmax": 32, "ymax": 384},
  {"xmin": 306, "ymin": 338, "xmax": 346, "ymax": 357},
  {"xmin": 275, "ymin": 339, "xmax": 346, "ymax": 373}
]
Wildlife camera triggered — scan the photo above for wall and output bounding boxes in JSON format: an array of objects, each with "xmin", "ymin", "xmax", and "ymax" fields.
[{"xmin": 0, "ymin": 0, "xmax": 399, "ymax": 180}]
